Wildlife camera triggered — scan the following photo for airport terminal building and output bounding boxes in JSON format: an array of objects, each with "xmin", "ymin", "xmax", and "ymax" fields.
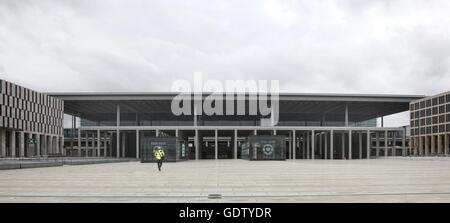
[
  {"xmin": 50, "ymin": 91, "xmax": 425, "ymax": 160},
  {"xmin": 4, "ymin": 78, "xmax": 449, "ymax": 160}
]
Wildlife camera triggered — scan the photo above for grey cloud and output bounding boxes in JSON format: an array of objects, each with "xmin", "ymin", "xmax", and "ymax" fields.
[{"xmin": 1, "ymin": 0, "xmax": 450, "ymax": 127}]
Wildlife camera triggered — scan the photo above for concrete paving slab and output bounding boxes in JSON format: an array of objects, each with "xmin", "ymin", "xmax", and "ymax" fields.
[{"xmin": 1, "ymin": 158, "xmax": 450, "ymax": 202}]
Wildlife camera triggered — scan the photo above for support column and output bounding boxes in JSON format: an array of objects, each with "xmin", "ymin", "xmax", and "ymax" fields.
[
  {"xmin": 85, "ymin": 132, "xmax": 89, "ymax": 157},
  {"xmin": 36, "ymin": 134, "xmax": 40, "ymax": 157},
  {"xmin": 341, "ymin": 132, "xmax": 345, "ymax": 159},
  {"xmin": 375, "ymin": 132, "xmax": 380, "ymax": 157},
  {"xmin": 358, "ymin": 132, "xmax": 362, "ymax": 159},
  {"xmin": 234, "ymin": 129, "xmax": 237, "ymax": 159},
  {"xmin": 318, "ymin": 132, "xmax": 322, "ymax": 158},
  {"xmin": 302, "ymin": 133, "xmax": 306, "ymax": 159},
  {"xmin": 78, "ymin": 129, "xmax": 81, "ymax": 156},
  {"xmin": 104, "ymin": 132, "xmax": 107, "ymax": 157},
  {"xmin": 195, "ymin": 129, "xmax": 199, "ymax": 160},
  {"xmin": 330, "ymin": 130, "xmax": 334, "ymax": 160},
  {"xmin": 306, "ymin": 132, "xmax": 310, "ymax": 159},
  {"xmin": 10, "ymin": 131, "xmax": 16, "ymax": 157},
  {"xmin": 0, "ymin": 129, "xmax": 6, "ymax": 157},
  {"xmin": 19, "ymin": 132, "xmax": 25, "ymax": 157},
  {"xmin": 384, "ymin": 130, "xmax": 388, "ymax": 157},
  {"xmin": 27, "ymin": 133, "xmax": 33, "ymax": 157},
  {"xmin": 424, "ymin": 136, "xmax": 429, "ymax": 156},
  {"xmin": 392, "ymin": 131, "xmax": 396, "ymax": 156},
  {"xmin": 311, "ymin": 130, "xmax": 315, "ymax": 160},
  {"xmin": 324, "ymin": 132, "xmax": 328, "ymax": 159},
  {"xmin": 402, "ymin": 129, "xmax": 406, "ymax": 156},
  {"xmin": 136, "ymin": 130, "xmax": 140, "ymax": 159},
  {"xmin": 116, "ymin": 103, "xmax": 120, "ymax": 158},
  {"xmin": 55, "ymin": 136, "xmax": 60, "ymax": 155},
  {"xmin": 97, "ymin": 130, "xmax": 101, "ymax": 157},
  {"xmin": 445, "ymin": 134, "xmax": 449, "ymax": 156},
  {"xmin": 121, "ymin": 133, "xmax": 125, "ymax": 158},
  {"xmin": 438, "ymin": 134, "xmax": 442, "ymax": 155},
  {"xmin": 42, "ymin": 134, "xmax": 47, "ymax": 157},
  {"xmin": 366, "ymin": 130, "xmax": 371, "ymax": 159},
  {"xmin": 292, "ymin": 130, "xmax": 296, "ymax": 160},
  {"xmin": 431, "ymin": 135, "xmax": 435, "ymax": 155},
  {"xmin": 214, "ymin": 129, "xmax": 218, "ymax": 160},
  {"xmin": 348, "ymin": 130, "xmax": 352, "ymax": 160}
]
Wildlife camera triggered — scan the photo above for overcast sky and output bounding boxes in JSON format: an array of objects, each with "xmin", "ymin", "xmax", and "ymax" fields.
[{"xmin": 1, "ymin": 0, "xmax": 450, "ymax": 127}]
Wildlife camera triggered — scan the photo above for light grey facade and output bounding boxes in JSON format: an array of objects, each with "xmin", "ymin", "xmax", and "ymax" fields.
[
  {"xmin": 0, "ymin": 79, "xmax": 64, "ymax": 158},
  {"xmin": 410, "ymin": 91, "xmax": 450, "ymax": 156}
]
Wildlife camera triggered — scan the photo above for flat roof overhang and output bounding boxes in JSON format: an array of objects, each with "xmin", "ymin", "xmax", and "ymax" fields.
[{"xmin": 48, "ymin": 92, "xmax": 425, "ymax": 123}]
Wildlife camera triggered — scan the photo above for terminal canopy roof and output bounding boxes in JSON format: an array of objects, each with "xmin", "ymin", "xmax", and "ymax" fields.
[{"xmin": 49, "ymin": 92, "xmax": 425, "ymax": 124}]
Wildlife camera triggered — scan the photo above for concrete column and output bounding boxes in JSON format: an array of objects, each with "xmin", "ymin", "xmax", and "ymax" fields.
[
  {"xmin": 136, "ymin": 130, "xmax": 140, "ymax": 159},
  {"xmin": 195, "ymin": 129, "xmax": 199, "ymax": 160},
  {"xmin": 254, "ymin": 129, "xmax": 257, "ymax": 135},
  {"xmin": 392, "ymin": 131, "xmax": 396, "ymax": 156},
  {"xmin": 348, "ymin": 130, "xmax": 352, "ymax": 160},
  {"xmin": 375, "ymin": 132, "xmax": 380, "ymax": 157},
  {"xmin": 78, "ymin": 129, "xmax": 81, "ymax": 156},
  {"xmin": 156, "ymin": 129, "xmax": 159, "ymax": 137},
  {"xmin": 384, "ymin": 130, "xmax": 388, "ymax": 157},
  {"xmin": 84, "ymin": 132, "xmax": 89, "ymax": 157},
  {"xmin": 36, "ymin": 134, "xmax": 41, "ymax": 156},
  {"xmin": 302, "ymin": 133, "xmax": 306, "ymax": 159},
  {"xmin": 273, "ymin": 130, "xmax": 277, "ymax": 135},
  {"xmin": 341, "ymin": 132, "xmax": 345, "ymax": 159},
  {"xmin": 234, "ymin": 129, "xmax": 238, "ymax": 159},
  {"xmin": 318, "ymin": 133, "xmax": 322, "ymax": 158},
  {"xmin": 49, "ymin": 135, "xmax": 53, "ymax": 155},
  {"xmin": 104, "ymin": 132, "xmax": 107, "ymax": 157},
  {"xmin": 402, "ymin": 129, "xmax": 406, "ymax": 156},
  {"xmin": 330, "ymin": 130, "xmax": 334, "ymax": 160},
  {"xmin": 324, "ymin": 132, "xmax": 328, "ymax": 159},
  {"xmin": 116, "ymin": 130, "xmax": 120, "ymax": 158},
  {"xmin": 97, "ymin": 130, "xmax": 100, "ymax": 157},
  {"xmin": 19, "ymin": 132, "xmax": 25, "ymax": 157},
  {"xmin": 214, "ymin": 129, "xmax": 218, "ymax": 160},
  {"xmin": 27, "ymin": 133, "xmax": 33, "ymax": 157},
  {"xmin": 10, "ymin": 131, "xmax": 16, "ymax": 157},
  {"xmin": 116, "ymin": 103, "xmax": 120, "ymax": 158},
  {"xmin": 424, "ymin": 136, "xmax": 429, "ymax": 156},
  {"xmin": 0, "ymin": 129, "xmax": 6, "ymax": 157},
  {"xmin": 445, "ymin": 134, "xmax": 449, "ymax": 156},
  {"xmin": 42, "ymin": 134, "xmax": 47, "ymax": 156},
  {"xmin": 417, "ymin": 136, "xmax": 421, "ymax": 156},
  {"xmin": 431, "ymin": 135, "xmax": 435, "ymax": 155},
  {"xmin": 366, "ymin": 130, "xmax": 370, "ymax": 159},
  {"xmin": 306, "ymin": 132, "xmax": 310, "ymax": 159},
  {"xmin": 55, "ymin": 136, "xmax": 59, "ymax": 155},
  {"xmin": 121, "ymin": 133, "xmax": 126, "ymax": 157},
  {"xmin": 358, "ymin": 132, "xmax": 362, "ymax": 159},
  {"xmin": 311, "ymin": 130, "xmax": 315, "ymax": 160},
  {"xmin": 438, "ymin": 134, "xmax": 442, "ymax": 155},
  {"xmin": 292, "ymin": 130, "xmax": 296, "ymax": 160}
]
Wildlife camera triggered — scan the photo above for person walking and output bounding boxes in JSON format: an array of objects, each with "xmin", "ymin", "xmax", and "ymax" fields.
[{"xmin": 154, "ymin": 146, "xmax": 165, "ymax": 171}]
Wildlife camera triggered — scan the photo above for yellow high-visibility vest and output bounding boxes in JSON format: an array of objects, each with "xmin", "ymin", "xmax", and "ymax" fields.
[{"xmin": 154, "ymin": 150, "xmax": 165, "ymax": 160}]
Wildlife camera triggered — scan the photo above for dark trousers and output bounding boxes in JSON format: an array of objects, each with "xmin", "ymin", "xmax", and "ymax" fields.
[{"xmin": 157, "ymin": 160, "xmax": 163, "ymax": 171}]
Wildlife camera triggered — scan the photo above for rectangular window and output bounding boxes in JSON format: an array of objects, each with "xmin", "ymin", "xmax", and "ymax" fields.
[
  {"xmin": 432, "ymin": 98, "xmax": 438, "ymax": 106},
  {"xmin": 432, "ymin": 107, "xmax": 438, "ymax": 115},
  {"xmin": 439, "ymin": 125, "xmax": 445, "ymax": 133}
]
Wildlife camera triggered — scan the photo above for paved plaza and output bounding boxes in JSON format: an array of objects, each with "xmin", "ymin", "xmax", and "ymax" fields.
[{"xmin": 1, "ymin": 158, "xmax": 450, "ymax": 202}]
